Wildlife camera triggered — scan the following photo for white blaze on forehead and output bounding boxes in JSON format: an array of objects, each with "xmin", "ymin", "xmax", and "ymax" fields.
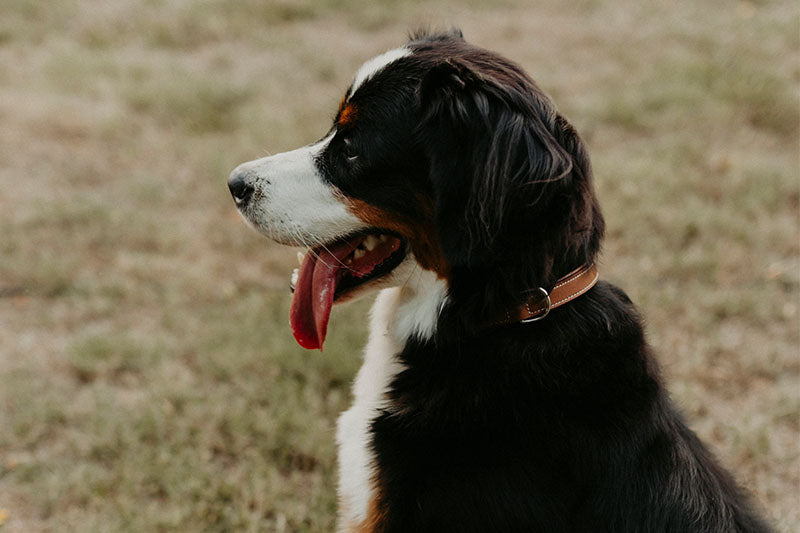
[{"xmin": 350, "ymin": 47, "xmax": 412, "ymax": 94}]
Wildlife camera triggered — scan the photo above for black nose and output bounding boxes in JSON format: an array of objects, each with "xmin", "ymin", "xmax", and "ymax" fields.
[{"xmin": 228, "ymin": 174, "xmax": 254, "ymax": 207}]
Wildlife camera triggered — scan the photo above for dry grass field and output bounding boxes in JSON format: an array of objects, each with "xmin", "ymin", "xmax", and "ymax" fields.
[{"xmin": 0, "ymin": 0, "xmax": 798, "ymax": 531}]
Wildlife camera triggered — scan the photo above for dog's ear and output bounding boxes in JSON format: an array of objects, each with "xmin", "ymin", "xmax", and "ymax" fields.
[
  {"xmin": 417, "ymin": 60, "xmax": 500, "ymax": 267},
  {"xmin": 418, "ymin": 59, "xmax": 598, "ymax": 284}
]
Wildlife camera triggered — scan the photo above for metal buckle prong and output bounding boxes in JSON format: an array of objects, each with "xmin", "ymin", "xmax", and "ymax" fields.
[{"xmin": 520, "ymin": 287, "xmax": 551, "ymax": 323}]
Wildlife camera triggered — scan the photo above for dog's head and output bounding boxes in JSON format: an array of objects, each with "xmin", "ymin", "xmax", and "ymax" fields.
[{"xmin": 228, "ymin": 29, "xmax": 604, "ymax": 349}]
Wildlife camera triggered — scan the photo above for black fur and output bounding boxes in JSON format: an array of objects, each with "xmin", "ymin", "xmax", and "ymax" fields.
[
  {"xmin": 318, "ymin": 31, "xmax": 772, "ymax": 532},
  {"xmin": 372, "ymin": 285, "xmax": 772, "ymax": 532}
]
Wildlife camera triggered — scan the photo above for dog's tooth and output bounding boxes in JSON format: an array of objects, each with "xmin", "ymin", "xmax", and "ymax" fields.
[
  {"xmin": 290, "ymin": 268, "xmax": 299, "ymax": 292},
  {"xmin": 353, "ymin": 248, "xmax": 365, "ymax": 260},
  {"xmin": 363, "ymin": 235, "xmax": 378, "ymax": 251},
  {"xmin": 379, "ymin": 234, "xmax": 388, "ymax": 242},
  {"xmin": 297, "ymin": 251, "xmax": 305, "ymax": 265}
]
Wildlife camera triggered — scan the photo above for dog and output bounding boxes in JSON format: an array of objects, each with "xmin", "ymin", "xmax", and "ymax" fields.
[{"xmin": 227, "ymin": 29, "xmax": 772, "ymax": 533}]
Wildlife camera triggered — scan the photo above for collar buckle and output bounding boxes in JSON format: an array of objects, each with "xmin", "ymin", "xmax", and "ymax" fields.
[
  {"xmin": 491, "ymin": 263, "xmax": 599, "ymax": 327},
  {"xmin": 519, "ymin": 287, "xmax": 551, "ymax": 323}
]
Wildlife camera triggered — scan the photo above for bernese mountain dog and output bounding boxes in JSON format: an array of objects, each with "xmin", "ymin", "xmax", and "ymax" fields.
[{"xmin": 227, "ymin": 29, "xmax": 772, "ymax": 533}]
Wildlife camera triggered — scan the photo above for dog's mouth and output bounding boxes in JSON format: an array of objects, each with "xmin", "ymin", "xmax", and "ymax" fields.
[{"xmin": 289, "ymin": 230, "xmax": 407, "ymax": 350}]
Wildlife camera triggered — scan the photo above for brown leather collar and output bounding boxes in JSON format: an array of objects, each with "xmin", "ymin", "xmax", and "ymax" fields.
[{"xmin": 494, "ymin": 263, "xmax": 599, "ymax": 325}]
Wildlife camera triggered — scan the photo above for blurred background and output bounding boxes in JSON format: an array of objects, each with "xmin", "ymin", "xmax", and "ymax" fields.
[{"xmin": 0, "ymin": 0, "xmax": 798, "ymax": 531}]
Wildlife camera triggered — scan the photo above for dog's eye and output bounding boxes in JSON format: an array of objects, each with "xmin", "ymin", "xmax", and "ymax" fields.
[{"xmin": 342, "ymin": 138, "xmax": 359, "ymax": 161}]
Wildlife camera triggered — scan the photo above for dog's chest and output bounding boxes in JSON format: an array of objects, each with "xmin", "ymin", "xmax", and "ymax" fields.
[
  {"xmin": 335, "ymin": 274, "xmax": 446, "ymax": 531},
  {"xmin": 335, "ymin": 289, "xmax": 404, "ymax": 531}
]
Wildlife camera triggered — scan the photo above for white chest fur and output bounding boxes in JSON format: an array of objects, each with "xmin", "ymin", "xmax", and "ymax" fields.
[{"xmin": 335, "ymin": 267, "xmax": 446, "ymax": 530}]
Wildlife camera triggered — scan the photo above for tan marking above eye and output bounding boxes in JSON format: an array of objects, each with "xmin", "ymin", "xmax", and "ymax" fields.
[{"xmin": 338, "ymin": 102, "xmax": 357, "ymax": 127}]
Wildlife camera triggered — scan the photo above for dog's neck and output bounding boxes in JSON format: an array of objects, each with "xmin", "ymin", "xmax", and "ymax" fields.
[
  {"xmin": 376, "ymin": 267, "xmax": 448, "ymax": 345},
  {"xmin": 378, "ymin": 263, "xmax": 598, "ymax": 346}
]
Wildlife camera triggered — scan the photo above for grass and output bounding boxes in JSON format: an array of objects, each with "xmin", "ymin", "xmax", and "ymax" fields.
[{"xmin": 1, "ymin": 0, "xmax": 798, "ymax": 531}]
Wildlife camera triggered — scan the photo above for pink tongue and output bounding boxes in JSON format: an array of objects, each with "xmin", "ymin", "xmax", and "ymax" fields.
[{"xmin": 289, "ymin": 239, "xmax": 361, "ymax": 350}]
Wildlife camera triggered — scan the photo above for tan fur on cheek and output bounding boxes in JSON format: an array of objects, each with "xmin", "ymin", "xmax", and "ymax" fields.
[{"xmin": 345, "ymin": 198, "xmax": 450, "ymax": 277}]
